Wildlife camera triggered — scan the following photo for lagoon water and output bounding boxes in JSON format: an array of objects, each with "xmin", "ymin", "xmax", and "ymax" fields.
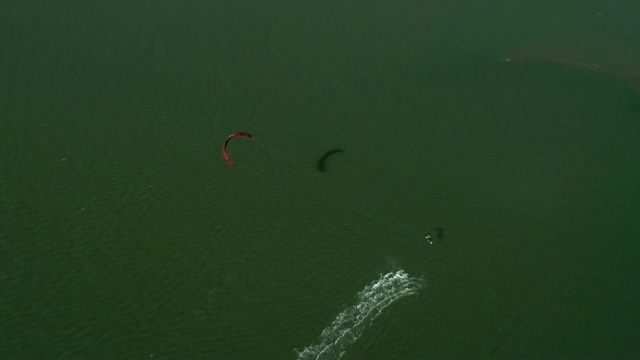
[{"xmin": 2, "ymin": 1, "xmax": 639, "ymax": 358}]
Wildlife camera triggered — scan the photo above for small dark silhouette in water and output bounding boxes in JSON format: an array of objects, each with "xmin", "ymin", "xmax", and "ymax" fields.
[
  {"xmin": 424, "ymin": 233, "xmax": 433, "ymax": 245},
  {"xmin": 317, "ymin": 149, "xmax": 345, "ymax": 172},
  {"xmin": 424, "ymin": 228, "xmax": 443, "ymax": 245}
]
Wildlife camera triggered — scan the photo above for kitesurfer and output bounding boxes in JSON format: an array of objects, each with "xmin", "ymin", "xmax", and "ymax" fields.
[{"xmin": 424, "ymin": 233, "xmax": 433, "ymax": 245}]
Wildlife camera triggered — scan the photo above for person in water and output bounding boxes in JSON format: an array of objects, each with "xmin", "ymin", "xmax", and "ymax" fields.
[{"xmin": 424, "ymin": 233, "xmax": 433, "ymax": 245}]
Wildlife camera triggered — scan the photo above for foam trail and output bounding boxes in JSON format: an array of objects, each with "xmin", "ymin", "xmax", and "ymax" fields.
[{"xmin": 295, "ymin": 270, "xmax": 423, "ymax": 360}]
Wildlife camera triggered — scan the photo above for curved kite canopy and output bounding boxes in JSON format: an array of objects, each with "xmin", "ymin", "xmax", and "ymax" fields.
[{"xmin": 222, "ymin": 132, "xmax": 252, "ymax": 167}]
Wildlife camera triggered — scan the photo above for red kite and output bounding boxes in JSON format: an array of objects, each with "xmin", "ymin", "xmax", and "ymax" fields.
[{"xmin": 222, "ymin": 132, "xmax": 251, "ymax": 167}]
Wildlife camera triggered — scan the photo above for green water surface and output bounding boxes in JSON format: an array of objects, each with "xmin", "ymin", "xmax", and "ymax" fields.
[{"xmin": 1, "ymin": 1, "xmax": 639, "ymax": 358}]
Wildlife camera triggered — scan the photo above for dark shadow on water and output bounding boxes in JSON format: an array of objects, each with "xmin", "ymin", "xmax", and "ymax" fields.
[{"xmin": 317, "ymin": 149, "xmax": 345, "ymax": 172}]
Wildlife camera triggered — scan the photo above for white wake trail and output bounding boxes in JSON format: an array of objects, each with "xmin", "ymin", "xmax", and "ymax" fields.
[{"xmin": 295, "ymin": 270, "xmax": 423, "ymax": 360}]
